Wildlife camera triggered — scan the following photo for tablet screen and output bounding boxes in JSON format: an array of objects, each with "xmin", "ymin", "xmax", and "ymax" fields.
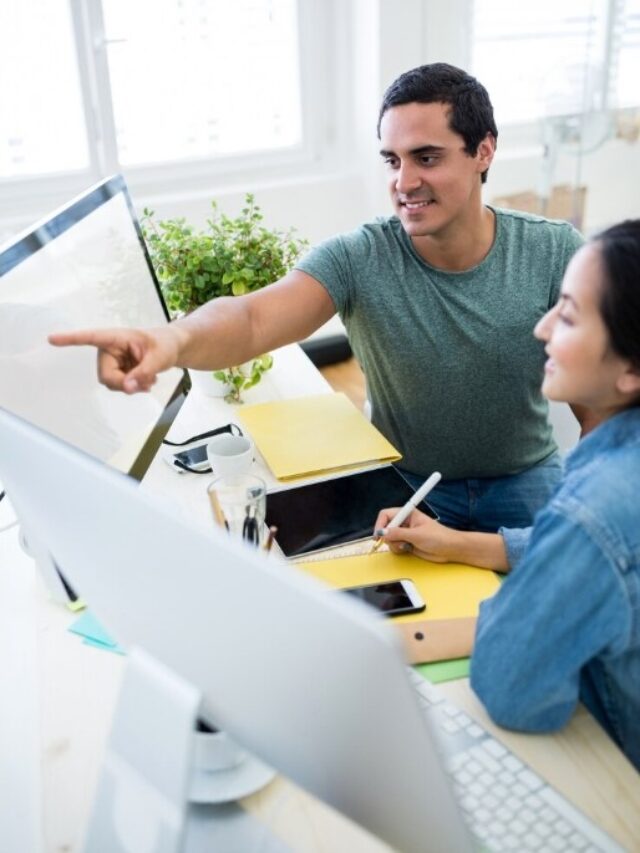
[{"xmin": 266, "ymin": 466, "xmax": 437, "ymax": 558}]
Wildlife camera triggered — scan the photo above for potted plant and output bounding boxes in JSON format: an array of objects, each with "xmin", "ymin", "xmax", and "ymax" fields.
[{"xmin": 141, "ymin": 194, "xmax": 308, "ymax": 402}]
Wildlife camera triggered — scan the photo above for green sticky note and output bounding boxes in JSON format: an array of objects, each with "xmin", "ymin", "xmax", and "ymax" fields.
[
  {"xmin": 414, "ymin": 657, "xmax": 470, "ymax": 684},
  {"xmin": 67, "ymin": 598, "xmax": 87, "ymax": 613}
]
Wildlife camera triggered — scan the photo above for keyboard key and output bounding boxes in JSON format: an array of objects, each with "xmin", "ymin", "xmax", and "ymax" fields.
[
  {"xmin": 525, "ymin": 793, "xmax": 543, "ymax": 811},
  {"xmin": 467, "ymin": 723, "xmax": 484, "ymax": 739},
  {"xmin": 518, "ymin": 768, "xmax": 544, "ymax": 791},
  {"xmin": 520, "ymin": 807, "xmax": 537, "ymax": 826},
  {"xmin": 512, "ymin": 782, "xmax": 529, "ymax": 799},
  {"xmin": 461, "ymin": 794, "xmax": 479, "ymax": 813},
  {"xmin": 479, "ymin": 771, "xmax": 494, "ymax": 788},
  {"xmin": 509, "ymin": 818, "xmax": 527, "ymax": 836},
  {"xmin": 441, "ymin": 718, "xmax": 460, "ymax": 735},
  {"xmin": 472, "ymin": 807, "xmax": 492, "ymax": 825},
  {"xmin": 483, "ymin": 792, "xmax": 499, "ymax": 810},
  {"xmin": 487, "ymin": 820, "xmax": 507, "ymax": 837},
  {"xmin": 503, "ymin": 754, "xmax": 524, "ymax": 773},
  {"xmin": 484, "ymin": 738, "xmax": 508, "ymax": 758},
  {"xmin": 568, "ymin": 832, "xmax": 589, "ymax": 850},
  {"xmin": 497, "ymin": 806, "xmax": 515, "ymax": 824},
  {"xmin": 453, "ymin": 769, "xmax": 472, "ymax": 787},
  {"xmin": 493, "ymin": 783, "xmax": 509, "ymax": 800},
  {"xmin": 499, "ymin": 770, "xmax": 516, "ymax": 786},
  {"xmin": 469, "ymin": 781, "xmax": 486, "ymax": 797},
  {"xmin": 554, "ymin": 818, "xmax": 572, "ymax": 837}
]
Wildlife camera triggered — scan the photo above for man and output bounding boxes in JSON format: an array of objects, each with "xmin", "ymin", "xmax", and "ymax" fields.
[{"xmin": 50, "ymin": 63, "xmax": 583, "ymax": 537}]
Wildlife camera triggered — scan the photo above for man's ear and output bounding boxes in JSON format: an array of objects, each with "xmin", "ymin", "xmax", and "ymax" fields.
[{"xmin": 476, "ymin": 133, "xmax": 496, "ymax": 174}]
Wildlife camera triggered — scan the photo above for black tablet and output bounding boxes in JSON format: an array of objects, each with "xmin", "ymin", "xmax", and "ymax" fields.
[{"xmin": 266, "ymin": 466, "xmax": 438, "ymax": 558}]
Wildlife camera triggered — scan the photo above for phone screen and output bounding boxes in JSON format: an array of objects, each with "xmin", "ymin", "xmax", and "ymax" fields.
[
  {"xmin": 174, "ymin": 445, "xmax": 209, "ymax": 467},
  {"xmin": 343, "ymin": 581, "xmax": 425, "ymax": 617}
]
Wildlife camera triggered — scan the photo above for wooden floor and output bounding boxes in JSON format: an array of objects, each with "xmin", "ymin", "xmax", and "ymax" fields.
[{"xmin": 319, "ymin": 357, "xmax": 367, "ymax": 411}]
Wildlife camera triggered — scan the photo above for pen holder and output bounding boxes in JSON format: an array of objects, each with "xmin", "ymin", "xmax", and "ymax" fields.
[{"xmin": 207, "ymin": 474, "xmax": 266, "ymax": 547}]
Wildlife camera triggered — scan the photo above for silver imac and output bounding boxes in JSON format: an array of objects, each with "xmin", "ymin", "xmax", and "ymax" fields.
[{"xmin": 0, "ymin": 406, "xmax": 472, "ymax": 853}]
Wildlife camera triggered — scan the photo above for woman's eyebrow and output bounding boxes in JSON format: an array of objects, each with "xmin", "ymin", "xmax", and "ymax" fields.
[{"xmin": 558, "ymin": 293, "xmax": 579, "ymax": 310}]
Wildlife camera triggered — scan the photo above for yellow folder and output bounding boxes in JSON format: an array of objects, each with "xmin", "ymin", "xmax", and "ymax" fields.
[
  {"xmin": 297, "ymin": 551, "xmax": 501, "ymax": 664},
  {"xmin": 238, "ymin": 392, "xmax": 401, "ymax": 481}
]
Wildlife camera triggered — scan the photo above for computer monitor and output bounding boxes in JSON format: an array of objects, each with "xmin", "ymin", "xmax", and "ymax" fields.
[
  {"xmin": 0, "ymin": 174, "xmax": 189, "ymax": 480},
  {"xmin": 0, "ymin": 406, "xmax": 473, "ymax": 853}
]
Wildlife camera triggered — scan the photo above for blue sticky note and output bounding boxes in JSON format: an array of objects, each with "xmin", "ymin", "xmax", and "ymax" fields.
[
  {"xmin": 82, "ymin": 637, "xmax": 126, "ymax": 656},
  {"xmin": 69, "ymin": 610, "xmax": 125, "ymax": 655}
]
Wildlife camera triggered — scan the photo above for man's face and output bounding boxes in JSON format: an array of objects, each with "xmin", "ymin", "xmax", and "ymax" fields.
[{"xmin": 379, "ymin": 101, "xmax": 494, "ymax": 239}]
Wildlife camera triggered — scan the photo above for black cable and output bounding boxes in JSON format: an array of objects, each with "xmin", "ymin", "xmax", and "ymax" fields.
[
  {"xmin": 162, "ymin": 423, "xmax": 242, "ymax": 447},
  {"xmin": 0, "ymin": 490, "xmax": 5, "ymax": 503}
]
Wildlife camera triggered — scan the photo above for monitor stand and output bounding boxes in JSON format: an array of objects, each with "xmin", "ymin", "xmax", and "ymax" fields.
[
  {"xmin": 85, "ymin": 647, "xmax": 275, "ymax": 852},
  {"xmin": 18, "ymin": 523, "xmax": 75, "ymax": 605}
]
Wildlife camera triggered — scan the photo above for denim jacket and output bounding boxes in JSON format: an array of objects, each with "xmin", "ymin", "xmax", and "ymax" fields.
[{"xmin": 471, "ymin": 407, "xmax": 640, "ymax": 771}]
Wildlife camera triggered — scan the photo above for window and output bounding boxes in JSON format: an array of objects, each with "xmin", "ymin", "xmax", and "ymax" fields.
[
  {"xmin": 471, "ymin": 0, "xmax": 640, "ymax": 126},
  {"xmin": 0, "ymin": 1, "xmax": 89, "ymax": 178},
  {"xmin": 0, "ymin": 0, "xmax": 330, "ymax": 202},
  {"xmin": 102, "ymin": 0, "xmax": 302, "ymax": 167}
]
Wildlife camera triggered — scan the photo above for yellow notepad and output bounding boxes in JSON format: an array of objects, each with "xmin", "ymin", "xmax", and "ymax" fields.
[
  {"xmin": 297, "ymin": 550, "xmax": 500, "ymax": 625},
  {"xmin": 297, "ymin": 551, "xmax": 501, "ymax": 663},
  {"xmin": 238, "ymin": 392, "xmax": 401, "ymax": 481}
]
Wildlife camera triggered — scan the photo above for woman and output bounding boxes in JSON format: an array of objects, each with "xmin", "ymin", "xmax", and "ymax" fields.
[{"xmin": 375, "ymin": 220, "xmax": 640, "ymax": 770}]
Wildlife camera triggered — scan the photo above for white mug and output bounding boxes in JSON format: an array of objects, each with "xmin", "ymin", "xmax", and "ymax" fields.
[{"xmin": 206, "ymin": 433, "xmax": 254, "ymax": 478}]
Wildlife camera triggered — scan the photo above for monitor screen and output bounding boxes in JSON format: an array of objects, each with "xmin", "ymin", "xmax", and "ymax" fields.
[{"xmin": 0, "ymin": 175, "xmax": 190, "ymax": 480}]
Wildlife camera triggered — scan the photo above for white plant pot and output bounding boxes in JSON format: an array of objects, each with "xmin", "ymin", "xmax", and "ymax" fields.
[{"xmin": 188, "ymin": 368, "xmax": 230, "ymax": 398}]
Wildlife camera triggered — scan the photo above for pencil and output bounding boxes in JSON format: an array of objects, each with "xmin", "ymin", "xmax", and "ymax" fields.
[{"xmin": 263, "ymin": 525, "xmax": 278, "ymax": 553}]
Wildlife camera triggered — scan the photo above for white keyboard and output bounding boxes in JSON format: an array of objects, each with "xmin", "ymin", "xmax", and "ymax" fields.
[{"xmin": 407, "ymin": 670, "xmax": 624, "ymax": 853}]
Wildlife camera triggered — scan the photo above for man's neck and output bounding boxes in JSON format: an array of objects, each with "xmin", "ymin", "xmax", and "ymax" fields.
[{"xmin": 410, "ymin": 205, "xmax": 496, "ymax": 272}]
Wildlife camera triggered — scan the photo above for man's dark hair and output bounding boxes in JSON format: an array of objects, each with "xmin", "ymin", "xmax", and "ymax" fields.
[
  {"xmin": 377, "ymin": 63, "xmax": 498, "ymax": 184},
  {"xmin": 595, "ymin": 220, "xmax": 640, "ymax": 381}
]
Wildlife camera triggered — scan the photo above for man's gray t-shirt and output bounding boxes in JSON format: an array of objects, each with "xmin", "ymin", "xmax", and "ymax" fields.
[{"xmin": 296, "ymin": 208, "xmax": 584, "ymax": 480}]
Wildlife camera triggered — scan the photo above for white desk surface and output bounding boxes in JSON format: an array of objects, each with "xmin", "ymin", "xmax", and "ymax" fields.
[{"xmin": 2, "ymin": 343, "xmax": 639, "ymax": 852}]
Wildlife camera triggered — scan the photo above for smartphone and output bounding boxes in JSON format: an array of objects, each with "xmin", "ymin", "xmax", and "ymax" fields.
[
  {"xmin": 341, "ymin": 579, "xmax": 425, "ymax": 617},
  {"xmin": 165, "ymin": 443, "xmax": 211, "ymax": 473}
]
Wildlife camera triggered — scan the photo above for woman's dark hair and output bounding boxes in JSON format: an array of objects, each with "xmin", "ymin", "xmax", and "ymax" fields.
[
  {"xmin": 377, "ymin": 63, "xmax": 498, "ymax": 184},
  {"xmin": 595, "ymin": 219, "xmax": 640, "ymax": 372}
]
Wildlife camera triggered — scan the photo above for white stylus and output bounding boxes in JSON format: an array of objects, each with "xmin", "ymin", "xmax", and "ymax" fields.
[{"xmin": 369, "ymin": 471, "xmax": 442, "ymax": 554}]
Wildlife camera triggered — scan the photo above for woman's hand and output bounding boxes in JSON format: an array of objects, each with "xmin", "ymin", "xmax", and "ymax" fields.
[
  {"xmin": 372, "ymin": 508, "xmax": 510, "ymax": 571},
  {"xmin": 372, "ymin": 508, "xmax": 456, "ymax": 562}
]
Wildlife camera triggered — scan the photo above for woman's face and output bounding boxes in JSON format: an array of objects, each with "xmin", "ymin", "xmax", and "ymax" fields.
[{"xmin": 534, "ymin": 243, "xmax": 635, "ymax": 414}]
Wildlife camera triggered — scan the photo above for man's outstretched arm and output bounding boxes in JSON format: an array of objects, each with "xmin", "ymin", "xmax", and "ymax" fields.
[{"xmin": 49, "ymin": 270, "xmax": 336, "ymax": 394}]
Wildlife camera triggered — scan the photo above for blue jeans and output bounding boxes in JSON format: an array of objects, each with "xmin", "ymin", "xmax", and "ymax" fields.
[{"xmin": 397, "ymin": 453, "xmax": 563, "ymax": 532}]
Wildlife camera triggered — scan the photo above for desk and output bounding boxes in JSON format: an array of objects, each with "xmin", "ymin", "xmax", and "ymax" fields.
[{"xmin": 3, "ymin": 343, "xmax": 640, "ymax": 851}]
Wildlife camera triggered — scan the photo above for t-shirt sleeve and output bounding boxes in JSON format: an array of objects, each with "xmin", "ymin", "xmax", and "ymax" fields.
[
  {"xmin": 549, "ymin": 223, "xmax": 585, "ymax": 307},
  {"xmin": 295, "ymin": 234, "xmax": 354, "ymax": 317}
]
